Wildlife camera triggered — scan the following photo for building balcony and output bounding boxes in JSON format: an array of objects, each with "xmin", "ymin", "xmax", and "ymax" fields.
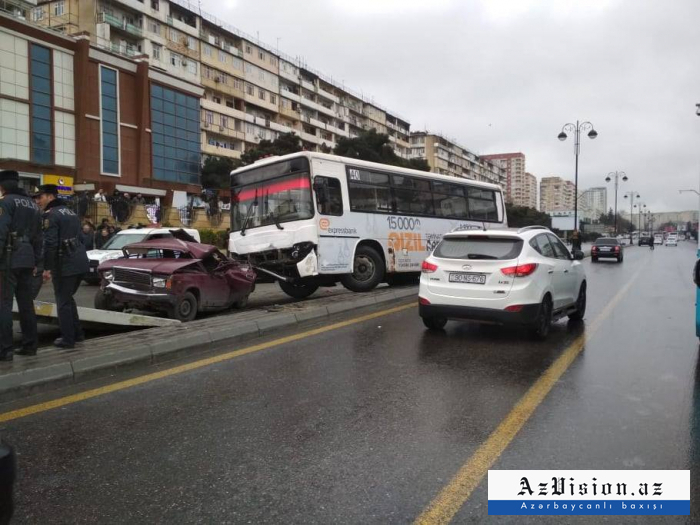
[
  {"xmin": 279, "ymin": 68, "xmax": 300, "ymax": 84},
  {"xmin": 299, "ymin": 96, "xmax": 335, "ymax": 118},
  {"xmin": 201, "ymin": 76, "xmax": 245, "ymax": 99},
  {"xmin": 301, "ymin": 79, "xmax": 316, "ymax": 92},
  {"xmin": 279, "ymin": 105, "xmax": 300, "ymax": 120},
  {"xmin": 280, "ymin": 90, "xmax": 301, "ymax": 103},
  {"xmin": 202, "ymin": 142, "xmax": 242, "ymax": 159},
  {"xmin": 202, "ymin": 122, "xmax": 245, "ymax": 142},
  {"xmin": 118, "ymin": 0, "xmax": 149, "ymax": 16},
  {"xmin": 168, "ymin": 15, "xmax": 199, "ymax": 37},
  {"xmin": 99, "ymin": 12, "xmax": 143, "ymax": 38}
]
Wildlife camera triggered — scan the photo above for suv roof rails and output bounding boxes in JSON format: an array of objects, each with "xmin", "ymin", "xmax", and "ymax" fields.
[{"xmin": 517, "ymin": 225, "xmax": 551, "ymax": 234}]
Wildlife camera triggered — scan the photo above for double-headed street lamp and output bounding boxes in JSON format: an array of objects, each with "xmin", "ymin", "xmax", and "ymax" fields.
[
  {"xmin": 623, "ymin": 191, "xmax": 640, "ymax": 244},
  {"xmin": 605, "ymin": 171, "xmax": 628, "ymax": 235},
  {"xmin": 635, "ymin": 203, "xmax": 647, "ymax": 237},
  {"xmin": 558, "ymin": 121, "xmax": 598, "ymax": 232}
]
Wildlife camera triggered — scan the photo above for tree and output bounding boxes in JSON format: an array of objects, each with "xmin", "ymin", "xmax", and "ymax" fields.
[
  {"xmin": 240, "ymin": 132, "xmax": 304, "ymax": 165},
  {"xmin": 505, "ymin": 204, "xmax": 551, "ymax": 228},
  {"xmin": 597, "ymin": 208, "xmax": 634, "ymax": 232},
  {"xmin": 201, "ymin": 155, "xmax": 242, "ymax": 190},
  {"xmin": 334, "ymin": 129, "xmax": 430, "ymax": 171}
]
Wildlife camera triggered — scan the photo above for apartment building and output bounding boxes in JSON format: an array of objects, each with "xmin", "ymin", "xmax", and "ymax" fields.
[
  {"xmin": 1, "ymin": 11, "xmax": 203, "ymax": 199},
  {"xmin": 540, "ymin": 176, "xmax": 575, "ymax": 213},
  {"xmin": 511, "ymin": 171, "xmax": 537, "ymax": 209},
  {"xmin": 479, "ymin": 152, "xmax": 525, "ymax": 203},
  {"xmin": 409, "ymin": 132, "xmax": 506, "ymax": 187},
  {"xmin": 30, "ymin": 0, "xmax": 411, "ymax": 165},
  {"xmin": 580, "ymin": 186, "xmax": 607, "ymax": 221}
]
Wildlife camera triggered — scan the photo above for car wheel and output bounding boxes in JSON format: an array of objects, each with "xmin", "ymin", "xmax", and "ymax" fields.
[
  {"xmin": 94, "ymin": 289, "xmax": 122, "ymax": 311},
  {"xmin": 618, "ymin": 256, "xmax": 623, "ymax": 263},
  {"xmin": 422, "ymin": 316, "xmax": 447, "ymax": 330},
  {"xmin": 530, "ymin": 296, "xmax": 552, "ymax": 340},
  {"xmin": 569, "ymin": 283, "xmax": 586, "ymax": 321},
  {"xmin": 341, "ymin": 245, "xmax": 385, "ymax": 292},
  {"xmin": 279, "ymin": 280, "xmax": 319, "ymax": 299},
  {"xmin": 232, "ymin": 294, "xmax": 249, "ymax": 309},
  {"xmin": 170, "ymin": 291, "xmax": 198, "ymax": 322}
]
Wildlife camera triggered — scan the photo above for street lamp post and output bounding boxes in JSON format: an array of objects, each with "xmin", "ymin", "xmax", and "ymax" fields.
[
  {"xmin": 605, "ymin": 171, "xmax": 628, "ymax": 235},
  {"xmin": 558, "ymin": 121, "xmax": 598, "ymax": 234},
  {"xmin": 623, "ymin": 191, "xmax": 640, "ymax": 245}
]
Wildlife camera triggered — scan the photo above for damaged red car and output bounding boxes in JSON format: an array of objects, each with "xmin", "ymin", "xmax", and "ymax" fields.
[{"xmin": 95, "ymin": 237, "xmax": 256, "ymax": 321}]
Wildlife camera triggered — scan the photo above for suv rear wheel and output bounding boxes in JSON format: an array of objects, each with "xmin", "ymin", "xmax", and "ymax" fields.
[
  {"xmin": 530, "ymin": 296, "xmax": 552, "ymax": 340},
  {"xmin": 569, "ymin": 283, "xmax": 586, "ymax": 321},
  {"xmin": 422, "ymin": 316, "xmax": 447, "ymax": 331}
]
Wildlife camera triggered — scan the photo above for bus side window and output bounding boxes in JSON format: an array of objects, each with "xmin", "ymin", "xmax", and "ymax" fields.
[{"xmin": 314, "ymin": 176, "xmax": 343, "ymax": 216}]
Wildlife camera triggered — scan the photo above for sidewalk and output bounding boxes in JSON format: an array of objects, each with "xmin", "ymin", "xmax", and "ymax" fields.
[{"xmin": 0, "ymin": 286, "xmax": 418, "ymax": 403}]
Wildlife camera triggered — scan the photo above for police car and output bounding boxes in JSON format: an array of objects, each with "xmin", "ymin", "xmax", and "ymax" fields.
[{"xmin": 85, "ymin": 227, "xmax": 200, "ymax": 284}]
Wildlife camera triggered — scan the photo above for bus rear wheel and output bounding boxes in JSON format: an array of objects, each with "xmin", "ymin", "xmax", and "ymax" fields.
[
  {"xmin": 279, "ymin": 280, "xmax": 319, "ymax": 299},
  {"xmin": 341, "ymin": 245, "xmax": 385, "ymax": 292}
]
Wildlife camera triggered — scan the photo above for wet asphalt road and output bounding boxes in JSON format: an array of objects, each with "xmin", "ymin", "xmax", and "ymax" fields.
[{"xmin": 1, "ymin": 242, "xmax": 698, "ymax": 523}]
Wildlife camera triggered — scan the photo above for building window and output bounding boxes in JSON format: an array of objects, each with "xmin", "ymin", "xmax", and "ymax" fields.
[
  {"xmin": 258, "ymin": 51, "xmax": 265, "ymax": 61},
  {"xmin": 221, "ymin": 115, "xmax": 228, "ymax": 128},
  {"xmin": 54, "ymin": 1, "xmax": 64, "ymax": 16},
  {"xmin": 234, "ymin": 78, "xmax": 243, "ymax": 91},
  {"xmin": 152, "ymin": 44, "xmax": 161, "ymax": 61},
  {"xmin": 151, "ymin": 0, "xmax": 159, "ymax": 11},
  {"xmin": 187, "ymin": 61, "xmax": 197, "ymax": 75},
  {"xmin": 205, "ymin": 111, "xmax": 214, "ymax": 124},
  {"xmin": 245, "ymin": 44, "xmax": 252, "ymax": 54},
  {"xmin": 213, "ymin": 96, "xmax": 221, "ymax": 104},
  {"xmin": 246, "ymin": 84, "xmax": 254, "ymax": 96},
  {"xmin": 32, "ymin": 8, "xmax": 44, "ymax": 21},
  {"xmin": 149, "ymin": 20, "xmax": 160, "ymax": 34},
  {"xmin": 258, "ymin": 89, "xmax": 265, "ymax": 100},
  {"xmin": 170, "ymin": 52, "xmax": 181, "ymax": 67},
  {"xmin": 30, "ymin": 44, "xmax": 52, "ymax": 165},
  {"xmin": 203, "ymin": 44, "xmax": 211, "ymax": 57},
  {"xmin": 187, "ymin": 36, "xmax": 196, "ymax": 50},
  {"xmin": 151, "ymin": 85, "xmax": 201, "ymax": 185},
  {"xmin": 270, "ymin": 94, "xmax": 277, "ymax": 104},
  {"xmin": 99, "ymin": 66, "xmax": 120, "ymax": 175}
]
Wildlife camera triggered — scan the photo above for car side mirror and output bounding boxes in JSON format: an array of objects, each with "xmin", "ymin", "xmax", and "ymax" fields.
[
  {"xmin": 573, "ymin": 250, "xmax": 584, "ymax": 261},
  {"xmin": 694, "ymin": 260, "xmax": 700, "ymax": 287}
]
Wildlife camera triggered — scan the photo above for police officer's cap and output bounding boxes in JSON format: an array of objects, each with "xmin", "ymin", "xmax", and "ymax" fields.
[
  {"xmin": 0, "ymin": 170, "xmax": 19, "ymax": 183},
  {"xmin": 33, "ymin": 184, "xmax": 59, "ymax": 197}
]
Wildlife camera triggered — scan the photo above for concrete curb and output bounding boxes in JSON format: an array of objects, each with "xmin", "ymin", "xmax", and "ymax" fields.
[{"xmin": 0, "ymin": 286, "xmax": 418, "ymax": 403}]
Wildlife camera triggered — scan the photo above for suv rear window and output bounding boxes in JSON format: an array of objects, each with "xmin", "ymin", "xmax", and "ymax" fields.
[
  {"xmin": 434, "ymin": 237, "xmax": 523, "ymax": 260},
  {"xmin": 595, "ymin": 239, "xmax": 619, "ymax": 245}
]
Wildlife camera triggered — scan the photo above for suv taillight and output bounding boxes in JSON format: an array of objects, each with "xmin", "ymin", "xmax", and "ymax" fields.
[
  {"xmin": 501, "ymin": 263, "xmax": 538, "ymax": 277},
  {"xmin": 614, "ymin": 246, "xmax": 620, "ymax": 252},
  {"xmin": 421, "ymin": 260, "xmax": 438, "ymax": 273}
]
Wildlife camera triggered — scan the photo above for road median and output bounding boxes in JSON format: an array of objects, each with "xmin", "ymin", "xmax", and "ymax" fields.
[{"xmin": 0, "ymin": 286, "xmax": 417, "ymax": 403}]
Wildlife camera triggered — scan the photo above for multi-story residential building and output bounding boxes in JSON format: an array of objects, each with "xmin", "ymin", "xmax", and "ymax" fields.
[
  {"xmin": 540, "ymin": 176, "xmax": 576, "ymax": 213},
  {"xmin": 480, "ymin": 152, "xmax": 525, "ymax": 203},
  {"xmin": 1, "ymin": 10, "xmax": 202, "ymax": 199},
  {"xmin": 408, "ymin": 132, "xmax": 506, "ymax": 187},
  {"xmin": 580, "ymin": 186, "xmax": 607, "ymax": 221},
  {"xmin": 511, "ymin": 171, "xmax": 537, "ymax": 209},
  {"xmin": 30, "ymin": 0, "xmax": 411, "ymax": 166}
]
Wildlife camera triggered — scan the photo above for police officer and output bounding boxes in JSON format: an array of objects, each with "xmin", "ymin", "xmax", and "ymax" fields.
[
  {"xmin": 0, "ymin": 170, "xmax": 43, "ymax": 361},
  {"xmin": 35, "ymin": 184, "xmax": 89, "ymax": 349}
]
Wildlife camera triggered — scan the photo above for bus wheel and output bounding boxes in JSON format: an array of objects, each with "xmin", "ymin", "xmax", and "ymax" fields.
[
  {"xmin": 341, "ymin": 245, "xmax": 385, "ymax": 292},
  {"xmin": 279, "ymin": 280, "xmax": 319, "ymax": 299}
]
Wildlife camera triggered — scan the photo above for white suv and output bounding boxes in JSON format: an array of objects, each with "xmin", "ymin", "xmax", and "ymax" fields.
[{"xmin": 418, "ymin": 226, "xmax": 587, "ymax": 339}]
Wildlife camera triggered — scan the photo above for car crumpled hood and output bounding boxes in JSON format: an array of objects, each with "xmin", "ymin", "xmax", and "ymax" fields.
[
  {"xmin": 98, "ymin": 258, "xmax": 202, "ymax": 274},
  {"xmin": 88, "ymin": 249, "xmax": 122, "ymax": 263}
]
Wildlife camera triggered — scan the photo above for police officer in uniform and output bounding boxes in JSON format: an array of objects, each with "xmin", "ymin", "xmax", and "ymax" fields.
[
  {"xmin": 0, "ymin": 170, "xmax": 43, "ymax": 361},
  {"xmin": 35, "ymin": 184, "xmax": 89, "ymax": 349}
]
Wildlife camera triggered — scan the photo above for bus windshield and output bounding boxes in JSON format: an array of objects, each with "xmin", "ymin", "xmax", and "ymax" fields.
[{"xmin": 231, "ymin": 157, "xmax": 314, "ymax": 232}]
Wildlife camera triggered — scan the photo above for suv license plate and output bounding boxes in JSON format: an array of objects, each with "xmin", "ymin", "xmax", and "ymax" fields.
[{"xmin": 449, "ymin": 273, "xmax": 486, "ymax": 284}]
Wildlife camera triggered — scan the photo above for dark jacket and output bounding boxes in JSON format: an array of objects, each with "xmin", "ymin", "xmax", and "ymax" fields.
[
  {"xmin": 80, "ymin": 230, "xmax": 95, "ymax": 251},
  {"xmin": 42, "ymin": 199, "xmax": 89, "ymax": 276},
  {"xmin": 0, "ymin": 189, "xmax": 43, "ymax": 270}
]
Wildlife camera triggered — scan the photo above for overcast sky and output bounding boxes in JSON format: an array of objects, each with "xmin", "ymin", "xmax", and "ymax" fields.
[{"xmin": 200, "ymin": 0, "xmax": 700, "ymax": 212}]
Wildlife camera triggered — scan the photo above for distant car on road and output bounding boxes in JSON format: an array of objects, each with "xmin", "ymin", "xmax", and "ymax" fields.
[
  {"xmin": 591, "ymin": 238, "xmax": 624, "ymax": 263},
  {"xmin": 654, "ymin": 233, "xmax": 664, "ymax": 245},
  {"xmin": 96, "ymin": 237, "xmax": 255, "ymax": 321},
  {"xmin": 666, "ymin": 233, "xmax": 678, "ymax": 246},
  {"xmin": 418, "ymin": 226, "xmax": 586, "ymax": 340},
  {"xmin": 639, "ymin": 234, "xmax": 653, "ymax": 246},
  {"xmin": 85, "ymin": 227, "xmax": 201, "ymax": 284}
]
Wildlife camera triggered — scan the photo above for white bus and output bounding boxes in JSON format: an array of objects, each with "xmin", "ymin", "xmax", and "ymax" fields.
[{"xmin": 228, "ymin": 152, "xmax": 508, "ymax": 298}]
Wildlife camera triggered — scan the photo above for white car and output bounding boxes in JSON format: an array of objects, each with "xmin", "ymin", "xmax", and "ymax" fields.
[
  {"xmin": 665, "ymin": 235, "xmax": 678, "ymax": 246},
  {"xmin": 418, "ymin": 226, "xmax": 587, "ymax": 339},
  {"xmin": 85, "ymin": 227, "xmax": 201, "ymax": 284}
]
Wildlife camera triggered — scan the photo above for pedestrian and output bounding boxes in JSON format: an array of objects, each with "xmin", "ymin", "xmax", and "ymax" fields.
[
  {"xmin": 0, "ymin": 170, "xmax": 43, "ymax": 360},
  {"xmin": 34, "ymin": 184, "xmax": 89, "ymax": 349},
  {"xmin": 93, "ymin": 189, "xmax": 107, "ymax": 202},
  {"xmin": 571, "ymin": 229, "xmax": 582, "ymax": 252},
  {"xmin": 80, "ymin": 222, "xmax": 95, "ymax": 251},
  {"xmin": 95, "ymin": 227, "xmax": 111, "ymax": 249},
  {"xmin": 132, "ymin": 193, "xmax": 146, "ymax": 205}
]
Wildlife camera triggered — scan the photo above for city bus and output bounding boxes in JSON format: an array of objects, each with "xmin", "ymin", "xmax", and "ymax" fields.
[{"xmin": 228, "ymin": 152, "xmax": 508, "ymax": 298}]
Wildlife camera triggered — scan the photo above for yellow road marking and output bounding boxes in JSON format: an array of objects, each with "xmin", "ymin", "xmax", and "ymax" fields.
[
  {"xmin": 415, "ymin": 267, "xmax": 644, "ymax": 525},
  {"xmin": 0, "ymin": 302, "xmax": 416, "ymax": 424}
]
